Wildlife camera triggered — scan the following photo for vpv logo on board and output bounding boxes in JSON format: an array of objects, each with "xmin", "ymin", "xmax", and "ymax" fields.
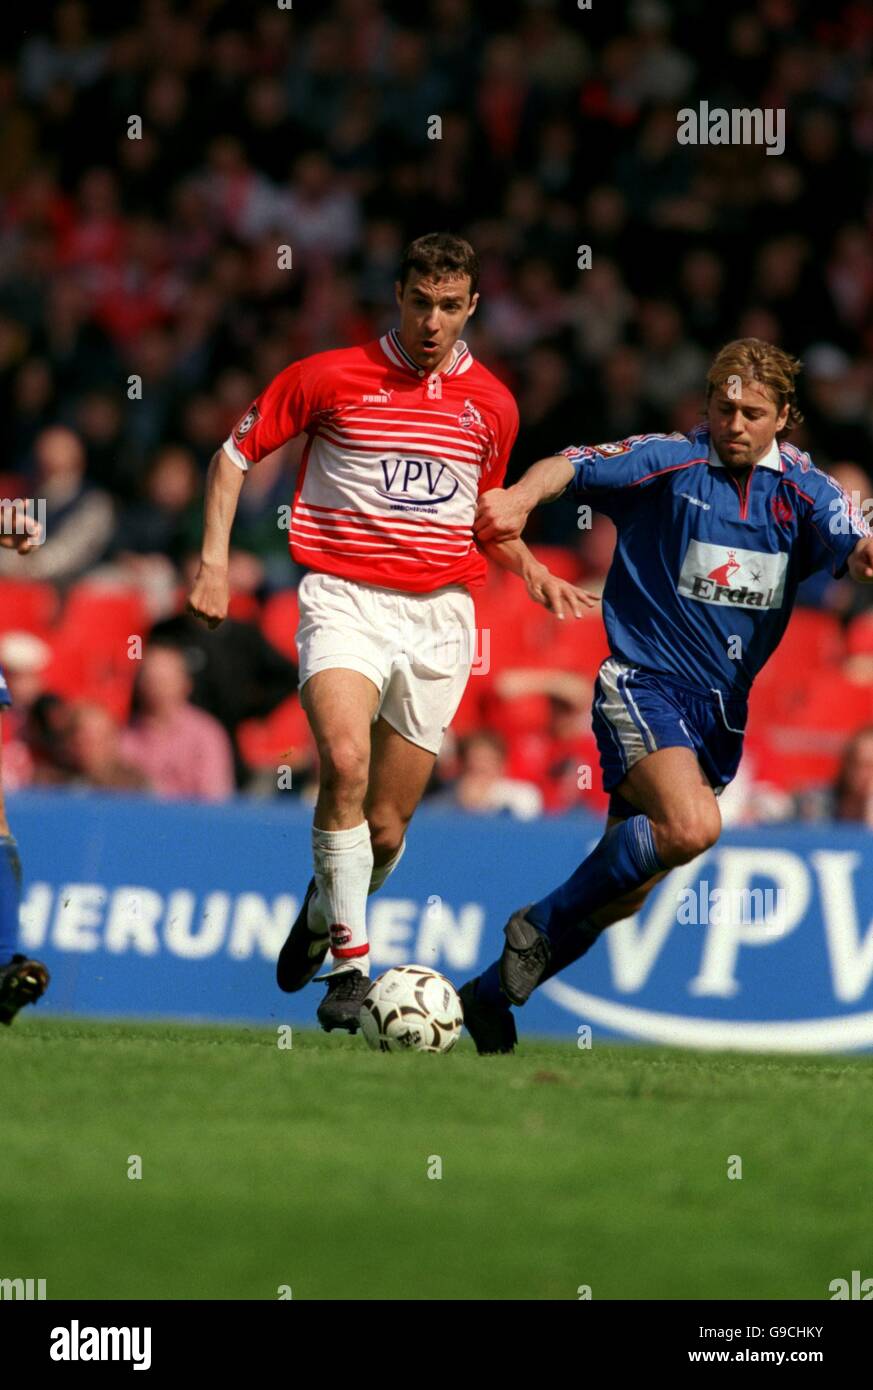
[{"xmin": 542, "ymin": 842, "xmax": 873, "ymax": 1052}]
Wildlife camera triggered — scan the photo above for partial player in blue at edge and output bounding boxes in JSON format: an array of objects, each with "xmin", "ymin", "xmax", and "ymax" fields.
[
  {"xmin": 0, "ymin": 502, "xmax": 50, "ymax": 1025},
  {"xmin": 460, "ymin": 338, "xmax": 873, "ymax": 1053}
]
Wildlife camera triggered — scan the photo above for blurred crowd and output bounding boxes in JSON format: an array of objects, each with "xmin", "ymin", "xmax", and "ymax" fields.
[{"xmin": 1, "ymin": 0, "xmax": 873, "ymax": 824}]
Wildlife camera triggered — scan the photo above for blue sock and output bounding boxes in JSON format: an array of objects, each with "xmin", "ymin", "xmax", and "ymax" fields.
[
  {"xmin": 0, "ymin": 834, "xmax": 22, "ymax": 966},
  {"xmin": 540, "ymin": 917, "xmax": 604, "ymax": 982},
  {"xmin": 474, "ymin": 817, "xmax": 665, "ymax": 1011},
  {"xmin": 527, "ymin": 816, "xmax": 665, "ymax": 943}
]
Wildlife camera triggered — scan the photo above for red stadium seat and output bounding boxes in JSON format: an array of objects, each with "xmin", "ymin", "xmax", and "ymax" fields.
[
  {"xmin": 448, "ymin": 677, "xmax": 486, "ymax": 735},
  {"xmin": 45, "ymin": 586, "xmax": 148, "ymax": 720},
  {"xmin": 0, "ymin": 579, "xmax": 60, "ymax": 637},
  {"xmin": 60, "ymin": 585, "xmax": 150, "ymax": 643},
  {"xmin": 541, "ymin": 610, "xmax": 610, "ymax": 677},
  {"xmin": 261, "ymin": 590, "xmax": 300, "ymax": 660},
  {"xmin": 527, "ymin": 545, "xmax": 584, "ymax": 583},
  {"xmin": 746, "ymin": 671, "xmax": 873, "ymax": 792},
  {"xmin": 846, "ymin": 611, "xmax": 873, "ymax": 656},
  {"xmin": 780, "ymin": 670, "xmax": 873, "ymax": 730},
  {"xmin": 237, "ymin": 694, "xmax": 315, "ymax": 770},
  {"xmin": 746, "ymin": 727, "xmax": 845, "ymax": 792},
  {"xmin": 227, "ymin": 592, "xmax": 262, "ymax": 623}
]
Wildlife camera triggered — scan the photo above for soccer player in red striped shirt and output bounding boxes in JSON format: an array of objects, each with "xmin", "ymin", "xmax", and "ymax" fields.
[{"xmin": 187, "ymin": 233, "xmax": 597, "ymax": 1030}]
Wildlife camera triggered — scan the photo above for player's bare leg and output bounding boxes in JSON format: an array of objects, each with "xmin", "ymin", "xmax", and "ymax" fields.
[
  {"xmin": 0, "ymin": 715, "xmax": 50, "ymax": 1026},
  {"xmin": 277, "ymin": 669, "xmax": 379, "ymax": 1029},
  {"xmin": 364, "ymin": 716, "xmax": 437, "ymax": 880}
]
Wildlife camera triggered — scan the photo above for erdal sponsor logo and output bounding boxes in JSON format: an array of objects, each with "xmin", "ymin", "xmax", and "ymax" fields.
[
  {"xmin": 678, "ymin": 539, "xmax": 788, "ymax": 610},
  {"xmin": 50, "ymin": 1321, "xmax": 151, "ymax": 1371}
]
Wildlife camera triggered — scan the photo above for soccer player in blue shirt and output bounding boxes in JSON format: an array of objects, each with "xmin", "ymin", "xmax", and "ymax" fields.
[
  {"xmin": 0, "ymin": 503, "xmax": 50, "ymax": 1025},
  {"xmin": 460, "ymin": 339, "xmax": 873, "ymax": 1053}
]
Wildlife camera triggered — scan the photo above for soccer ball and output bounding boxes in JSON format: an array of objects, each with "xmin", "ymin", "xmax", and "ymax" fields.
[{"xmin": 360, "ymin": 966, "xmax": 463, "ymax": 1053}]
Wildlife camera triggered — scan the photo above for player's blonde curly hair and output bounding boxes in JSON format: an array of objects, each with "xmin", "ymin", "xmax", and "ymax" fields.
[{"xmin": 706, "ymin": 339, "xmax": 804, "ymax": 438}]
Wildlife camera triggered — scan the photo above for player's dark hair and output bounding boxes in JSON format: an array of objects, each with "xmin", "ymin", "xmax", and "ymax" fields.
[
  {"xmin": 398, "ymin": 233, "xmax": 479, "ymax": 298},
  {"xmin": 706, "ymin": 339, "xmax": 804, "ymax": 438}
]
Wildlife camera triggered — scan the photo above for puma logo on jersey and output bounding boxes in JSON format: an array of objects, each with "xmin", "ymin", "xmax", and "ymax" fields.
[
  {"xmin": 363, "ymin": 390, "xmax": 394, "ymax": 403},
  {"xmin": 680, "ymin": 492, "xmax": 711, "ymax": 509}
]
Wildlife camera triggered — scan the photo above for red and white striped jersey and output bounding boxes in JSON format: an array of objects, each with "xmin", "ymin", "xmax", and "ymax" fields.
[{"xmin": 222, "ymin": 330, "xmax": 519, "ymax": 593}]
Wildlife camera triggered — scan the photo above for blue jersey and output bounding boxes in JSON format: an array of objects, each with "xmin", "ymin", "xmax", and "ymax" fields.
[{"xmin": 563, "ymin": 426, "xmax": 871, "ymax": 698}]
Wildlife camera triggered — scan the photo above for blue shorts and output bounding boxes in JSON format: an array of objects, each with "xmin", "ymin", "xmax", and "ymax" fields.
[
  {"xmin": 0, "ymin": 664, "xmax": 10, "ymax": 707},
  {"xmin": 592, "ymin": 655, "xmax": 747, "ymax": 817}
]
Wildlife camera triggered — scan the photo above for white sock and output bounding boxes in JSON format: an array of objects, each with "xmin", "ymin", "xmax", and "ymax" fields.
[
  {"xmin": 368, "ymin": 838, "xmax": 406, "ymax": 895},
  {"xmin": 310, "ymin": 822, "xmax": 373, "ymax": 976}
]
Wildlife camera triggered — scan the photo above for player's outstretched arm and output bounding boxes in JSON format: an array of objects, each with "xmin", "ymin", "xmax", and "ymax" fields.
[
  {"xmin": 480, "ymin": 536, "xmax": 600, "ymax": 619},
  {"xmin": 847, "ymin": 537, "xmax": 873, "ymax": 582},
  {"xmin": 186, "ymin": 448, "xmax": 246, "ymax": 628},
  {"xmin": 474, "ymin": 454, "xmax": 576, "ymax": 543}
]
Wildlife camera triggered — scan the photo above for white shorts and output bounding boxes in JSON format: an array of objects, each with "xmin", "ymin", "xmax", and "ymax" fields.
[{"xmin": 295, "ymin": 572, "xmax": 476, "ymax": 755}]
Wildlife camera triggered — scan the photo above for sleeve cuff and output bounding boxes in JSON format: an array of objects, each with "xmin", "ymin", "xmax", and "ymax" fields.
[{"xmin": 222, "ymin": 435, "xmax": 250, "ymax": 472}]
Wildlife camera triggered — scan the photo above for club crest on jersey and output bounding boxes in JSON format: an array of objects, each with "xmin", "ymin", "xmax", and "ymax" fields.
[
  {"xmin": 594, "ymin": 440, "xmax": 631, "ymax": 456},
  {"xmin": 457, "ymin": 399, "xmax": 482, "ymax": 430},
  {"xmin": 772, "ymin": 494, "xmax": 794, "ymax": 525},
  {"xmin": 678, "ymin": 539, "xmax": 788, "ymax": 610},
  {"xmin": 376, "ymin": 456, "xmax": 459, "ymax": 507},
  {"xmin": 233, "ymin": 404, "xmax": 260, "ymax": 439}
]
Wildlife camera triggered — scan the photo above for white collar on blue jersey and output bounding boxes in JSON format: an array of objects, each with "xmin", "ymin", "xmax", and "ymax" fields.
[
  {"xmin": 379, "ymin": 329, "xmax": 474, "ymax": 378},
  {"xmin": 708, "ymin": 437, "xmax": 782, "ymax": 471}
]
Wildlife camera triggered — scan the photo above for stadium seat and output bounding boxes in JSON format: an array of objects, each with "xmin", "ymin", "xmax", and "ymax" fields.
[
  {"xmin": 846, "ymin": 611, "xmax": 873, "ymax": 656},
  {"xmin": 0, "ymin": 579, "xmax": 60, "ymax": 637},
  {"xmin": 44, "ymin": 586, "xmax": 148, "ymax": 721},
  {"xmin": 227, "ymin": 592, "xmax": 262, "ymax": 623},
  {"xmin": 449, "ymin": 677, "xmax": 486, "ymax": 735},
  {"xmin": 541, "ymin": 611, "xmax": 610, "ymax": 677},
  {"xmin": 60, "ymin": 585, "xmax": 150, "ymax": 644},
  {"xmin": 237, "ymin": 693, "xmax": 315, "ymax": 770},
  {"xmin": 261, "ymin": 590, "xmax": 300, "ymax": 660},
  {"xmin": 779, "ymin": 670, "xmax": 873, "ymax": 731},
  {"xmin": 526, "ymin": 545, "xmax": 584, "ymax": 583}
]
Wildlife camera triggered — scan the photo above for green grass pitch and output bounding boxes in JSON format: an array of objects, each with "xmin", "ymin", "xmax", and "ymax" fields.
[{"xmin": 2, "ymin": 1017, "xmax": 871, "ymax": 1300}]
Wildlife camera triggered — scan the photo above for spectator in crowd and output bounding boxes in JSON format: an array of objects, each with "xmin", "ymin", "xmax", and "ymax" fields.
[
  {"xmin": 833, "ymin": 726, "xmax": 873, "ymax": 826},
  {"xmin": 794, "ymin": 726, "xmax": 873, "ymax": 826},
  {"xmin": 0, "ymin": 630, "xmax": 52, "ymax": 789},
  {"xmin": 119, "ymin": 642, "xmax": 235, "ymax": 801},
  {"xmin": 1, "ymin": 2, "xmax": 873, "ymax": 817},
  {"xmin": 0, "ymin": 425, "xmax": 114, "ymax": 585},
  {"xmin": 433, "ymin": 730, "xmax": 543, "ymax": 820},
  {"xmin": 61, "ymin": 700, "xmax": 150, "ymax": 793},
  {"xmin": 150, "ymin": 554, "xmax": 298, "ymax": 787}
]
